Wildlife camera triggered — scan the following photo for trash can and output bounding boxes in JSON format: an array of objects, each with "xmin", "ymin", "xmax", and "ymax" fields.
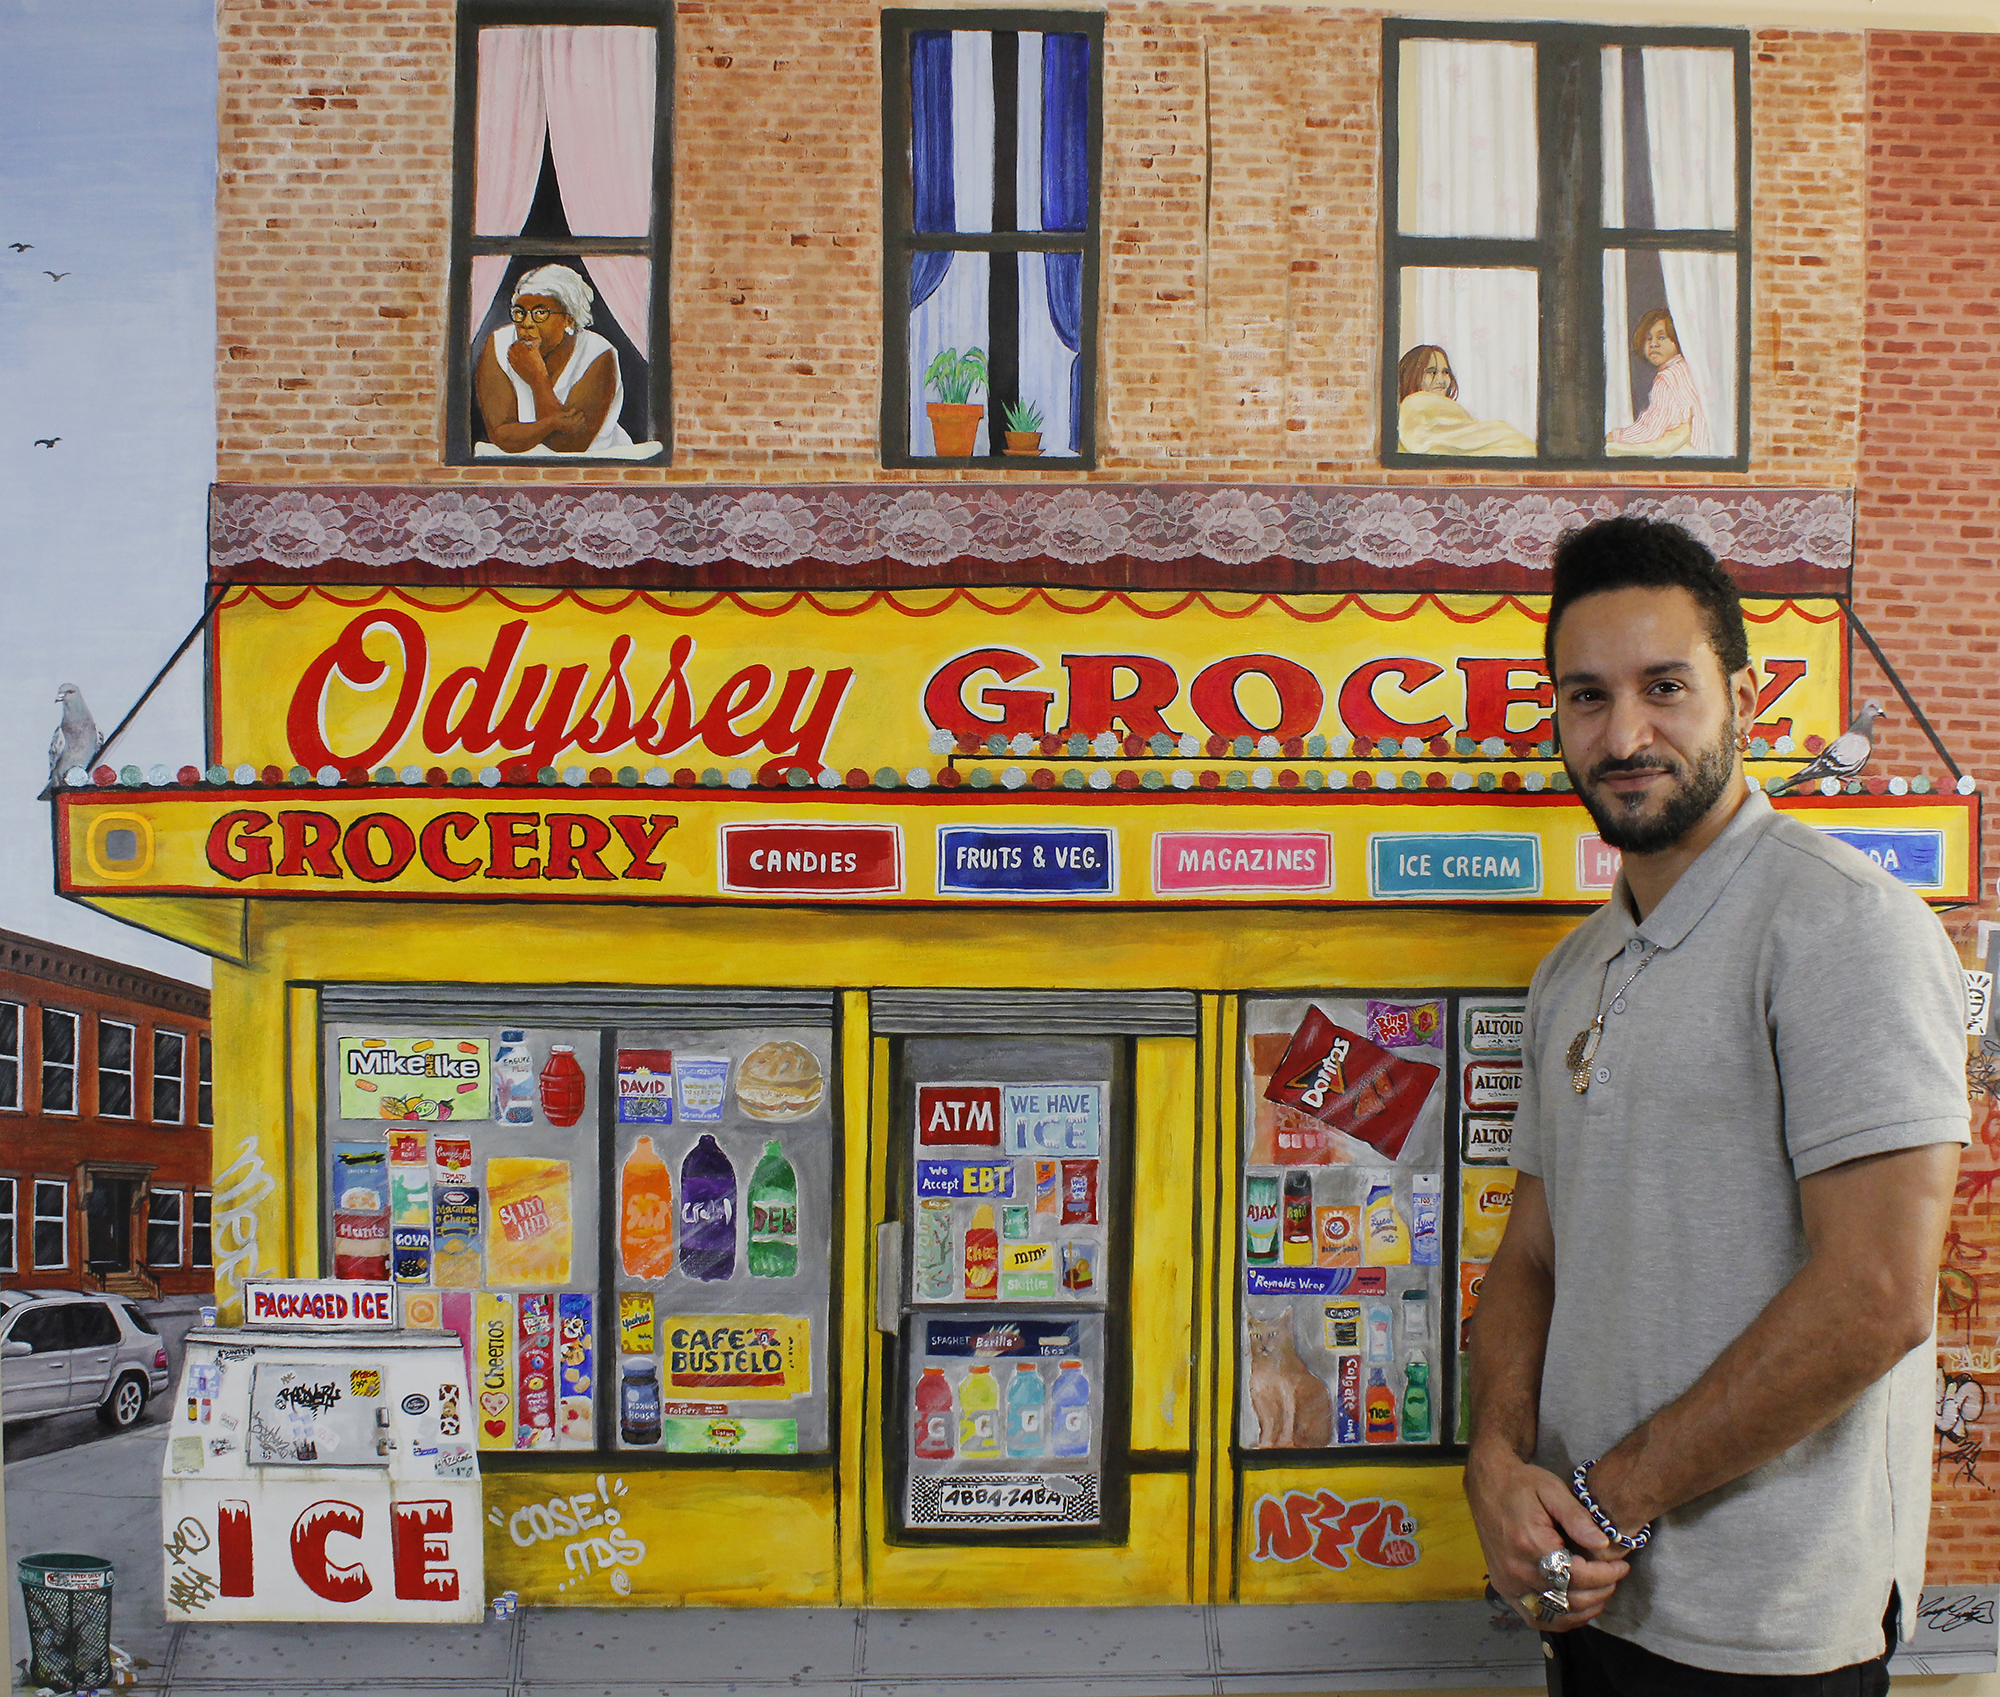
[{"xmin": 18, "ymin": 1554, "xmax": 113, "ymax": 1692}]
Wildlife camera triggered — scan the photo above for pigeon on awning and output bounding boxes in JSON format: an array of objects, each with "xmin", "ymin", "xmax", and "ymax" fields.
[{"xmin": 1764, "ymin": 701, "xmax": 1889, "ymax": 797}]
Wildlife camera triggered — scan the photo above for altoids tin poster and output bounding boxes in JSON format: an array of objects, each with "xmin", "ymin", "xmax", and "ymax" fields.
[{"xmin": 338, "ymin": 1037, "xmax": 490, "ymax": 1120}]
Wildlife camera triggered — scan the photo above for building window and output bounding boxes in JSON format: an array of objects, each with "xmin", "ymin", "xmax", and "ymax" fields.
[
  {"xmin": 191, "ymin": 1191, "xmax": 212, "ymax": 1270},
  {"xmin": 1382, "ymin": 21, "xmax": 1749, "ymax": 468},
  {"xmin": 447, "ymin": 4, "xmax": 672, "ymax": 465},
  {"xmin": 97, "ymin": 1021, "xmax": 135, "ymax": 1119},
  {"xmin": 148, "ymin": 1189, "xmax": 184, "ymax": 1268},
  {"xmin": 32, "ymin": 1181, "xmax": 67, "ymax": 1270},
  {"xmin": 40, "ymin": 1010, "xmax": 78, "ymax": 1115},
  {"xmin": 197, "ymin": 1035, "xmax": 213, "ymax": 1128},
  {"xmin": 153, "ymin": 1030, "xmax": 185, "ymax": 1125},
  {"xmin": 0, "ymin": 1002, "xmax": 18, "ymax": 1111},
  {"xmin": 882, "ymin": 10, "xmax": 1103, "ymax": 467},
  {"xmin": 0, "ymin": 1179, "xmax": 16, "ymax": 1274}
]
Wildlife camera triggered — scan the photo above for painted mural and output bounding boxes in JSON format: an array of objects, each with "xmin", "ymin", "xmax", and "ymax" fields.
[{"xmin": 13, "ymin": 0, "xmax": 2000, "ymax": 1690}]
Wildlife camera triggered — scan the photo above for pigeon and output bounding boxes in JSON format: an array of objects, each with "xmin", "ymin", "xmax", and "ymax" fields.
[
  {"xmin": 1763, "ymin": 701, "xmax": 1889, "ymax": 796},
  {"xmin": 7, "ymin": 243, "xmax": 29, "ymax": 252},
  {"xmin": 43, "ymin": 271, "xmax": 67, "ymax": 282},
  {"xmin": 32, "ymin": 438, "xmax": 57, "ymax": 448},
  {"xmin": 47, "ymin": 683, "xmax": 101, "ymax": 781}
]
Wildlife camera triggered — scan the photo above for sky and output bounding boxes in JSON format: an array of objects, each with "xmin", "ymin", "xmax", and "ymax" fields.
[{"xmin": 0, "ymin": 0, "xmax": 215, "ymax": 984}]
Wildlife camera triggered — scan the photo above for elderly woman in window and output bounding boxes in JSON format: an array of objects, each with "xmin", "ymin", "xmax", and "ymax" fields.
[
  {"xmin": 1395, "ymin": 345, "xmax": 1536, "ymax": 457},
  {"xmin": 475, "ymin": 264, "xmax": 634, "ymax": 456},
  {"xmin": 1605, "ymin": 307, "xmax": 1711, "ymax": 457}
]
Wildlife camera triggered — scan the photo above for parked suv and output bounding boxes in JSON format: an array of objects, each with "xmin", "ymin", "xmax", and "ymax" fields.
[{"xmin": 0, "ymin": 1291, "xmax": 171, "ymax": 1430}]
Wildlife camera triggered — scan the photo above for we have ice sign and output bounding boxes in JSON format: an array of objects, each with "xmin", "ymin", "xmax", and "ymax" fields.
[{"xmin": 1003, "ymin": 1085, "xmax": 1103, "ymax": 1156}]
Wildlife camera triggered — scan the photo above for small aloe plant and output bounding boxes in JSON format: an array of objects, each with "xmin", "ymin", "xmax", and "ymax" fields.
[
  {"xmin": 1002, "ymin": 397, "xmax": 1044, "ymax": 434},
  {"xmin": 923, "ymin": 345, "xmax": 988, "ymax": 405}
]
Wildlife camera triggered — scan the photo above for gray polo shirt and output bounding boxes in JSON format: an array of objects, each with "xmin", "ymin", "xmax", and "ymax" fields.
[{"xmin": 1512, "ymin": 789, "xmax": 1969, "ymax": 1675}]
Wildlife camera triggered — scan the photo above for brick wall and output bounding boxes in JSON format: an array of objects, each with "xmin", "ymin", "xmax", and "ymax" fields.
[
  {"xmin": 1855, "ymin": 32, "xmax": 2000, "ymax": 1585},
  {"xmin": 213, "ymin": 3, "xmax": 1871, "ymax": 489}
]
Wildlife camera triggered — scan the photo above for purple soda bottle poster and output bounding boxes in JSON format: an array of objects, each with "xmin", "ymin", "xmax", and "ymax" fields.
[{"xmin": 679, "ymin": 1133, "xmax": 738, "ymax": 1281}]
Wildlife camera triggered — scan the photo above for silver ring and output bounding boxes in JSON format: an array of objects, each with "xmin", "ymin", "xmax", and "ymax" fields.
[
  {"xmin": 1537, "ymin": 1549, "xmax": 1572, "ymax": 1586},
  {"xmin": 1535, "ymin": 1589, "xmax": 1569, "ymax": 1624}
]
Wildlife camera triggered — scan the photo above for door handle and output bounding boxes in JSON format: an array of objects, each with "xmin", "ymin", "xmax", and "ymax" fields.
[{"xmin": 874, "ymin": 1223, "xmax": 902, "ymax": 1335}]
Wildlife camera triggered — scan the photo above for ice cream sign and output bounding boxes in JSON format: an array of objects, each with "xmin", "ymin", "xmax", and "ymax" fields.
[{"xmin": 338, "ymin": 1038, "xmax": 489, "ymax": 1120}]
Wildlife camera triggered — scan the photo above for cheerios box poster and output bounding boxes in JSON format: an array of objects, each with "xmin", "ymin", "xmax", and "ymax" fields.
[{"xmin": 339, "ymin": 1037, "xmax": 490, "ymax": 1121}]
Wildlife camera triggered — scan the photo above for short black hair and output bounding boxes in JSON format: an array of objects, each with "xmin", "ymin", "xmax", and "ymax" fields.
[{"xmin": 1544, "ymin": 516, "xmax": 1750, "ymax": 681}]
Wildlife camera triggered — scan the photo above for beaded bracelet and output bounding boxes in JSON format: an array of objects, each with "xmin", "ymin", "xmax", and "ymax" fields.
[{"xmin": 1571, "ymin": 1460, "xmax": 1654, "ymax": 1554}]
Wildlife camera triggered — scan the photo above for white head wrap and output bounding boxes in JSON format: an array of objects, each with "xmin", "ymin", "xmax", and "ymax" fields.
[{"xmin": 513, "ymin": 264, "xmax": 594, "ymax": 328}]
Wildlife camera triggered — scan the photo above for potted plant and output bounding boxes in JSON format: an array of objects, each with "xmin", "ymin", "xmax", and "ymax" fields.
[
  {"xmin": 923, "ymin": 346, "xmax": 987, "ymax": 457},
  {"xmin": 1001, "ymin": 398, "xmax": 1044, "ymax": 456}
]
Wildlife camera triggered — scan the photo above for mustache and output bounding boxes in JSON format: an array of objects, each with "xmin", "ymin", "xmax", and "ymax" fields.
[{"xmin": 1585, "ymin": 753, "xmax": 1683, "ymax": 784}]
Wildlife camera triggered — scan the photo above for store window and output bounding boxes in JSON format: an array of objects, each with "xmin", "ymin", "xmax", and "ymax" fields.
[
  {"xmin": 98, "ymin": 1021, "xmax": 135, "ymax": 1119},
  {"xmin": 191, "ymin": 1191, "xmax": 213, "ymax": 1269},
  {"xmin": 32, "ymin": 1180, "xmax": 67, "ymax": 1270},
  {"xmin": 1382, "ymin": 21, "xmax": 1748, "ymax": 468},
  {"xmin": 197, "ymin": 1035, "xmax": 213, "ymax": 1128},
  {"xmin": 153, "ymin": 1029, "xmax": 185, "ymax": 1124},
  {"xmin": 882, "ymin": 10, "xmax": 1102, "ymax": 467},
  {"xmin": 40, "ymin": 1009, "xmax": 77, "ymax": 1116},
  {"xmin": 148, "ymin": 1189, "xmax": 184, "ymax": 1268},
  {"xmin": 447, "ymin": 3, "xmax": 672, "ymax": 465},
  {"xmin": 0, "ymin": 1002, "xmax": 19, "ymax": 1111},
  {"xmin": 0, "ymin": 1179, "xmax": 16, "ymax": 1274},
  {"xmin": 322, "ymin": 987, "xmax": 835, "ymax": 1461},
  {"xmin": 1239, "ymin": 991, "xmax": 1523, "ymax": 1458}
]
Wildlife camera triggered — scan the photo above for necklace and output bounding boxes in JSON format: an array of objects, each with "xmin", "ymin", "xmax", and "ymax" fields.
[{"xmin": 1564, "ymin": 943, "xmax": 1660, "ymax": 1093}]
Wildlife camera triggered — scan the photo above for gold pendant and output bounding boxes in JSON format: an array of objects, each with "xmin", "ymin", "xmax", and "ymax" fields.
[{"xmin": 1566, "ymin": 1023, "xmax": 1599, "ymax": 1093}]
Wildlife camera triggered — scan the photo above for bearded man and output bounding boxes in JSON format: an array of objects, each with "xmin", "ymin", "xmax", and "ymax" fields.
[{"xmin": 1464, "ymin": 515, "xmax": 1968, "ymax": 1693}]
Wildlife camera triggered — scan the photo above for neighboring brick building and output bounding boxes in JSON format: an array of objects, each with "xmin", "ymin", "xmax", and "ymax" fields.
[{"xmin": 0, "ymin": 930, "xmax": 213, "ymax": 1303}]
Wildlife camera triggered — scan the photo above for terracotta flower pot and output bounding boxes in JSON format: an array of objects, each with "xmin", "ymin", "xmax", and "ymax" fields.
[
  {"xmin": 926, "ymin": 402, "xmax": 983, "ymax": 457},
  {"xmin": 1003, "ymin": 431, "xmax": 1043, "ymax": 456}
]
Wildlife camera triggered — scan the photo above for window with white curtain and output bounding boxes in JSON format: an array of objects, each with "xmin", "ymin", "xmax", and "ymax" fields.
[
  {"xmin": 448, "ymin": 2, "xmax": 671, "ymax": 465},
  {"xmin": 1384, "ymin": 23, "xmax": 1748, "ymax": 467},
  {"xmin": 883, "ymin": 11, "xmax": 1103, "ymax": 468}
]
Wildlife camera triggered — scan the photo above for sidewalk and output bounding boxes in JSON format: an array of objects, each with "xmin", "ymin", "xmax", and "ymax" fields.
[{"xmin": 1, "ymin": 1427, "xmax": 1984, "ymax": 1694}]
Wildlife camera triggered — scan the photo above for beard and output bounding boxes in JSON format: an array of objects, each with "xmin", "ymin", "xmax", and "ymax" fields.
[{"xmin": 1566, "ymin": 717, "xmax": 1737, "ymax": 854}]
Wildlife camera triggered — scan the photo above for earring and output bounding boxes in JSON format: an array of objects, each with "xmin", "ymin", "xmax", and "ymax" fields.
[{"xmin": 1735, "ymin": 730, "xmax": 1751, "ymax": 753}]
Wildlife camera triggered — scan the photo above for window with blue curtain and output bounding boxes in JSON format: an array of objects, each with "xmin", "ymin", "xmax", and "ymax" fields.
[{"xmin": 883, "ymin": 12, "xmax": 1102, "ymax": 467}]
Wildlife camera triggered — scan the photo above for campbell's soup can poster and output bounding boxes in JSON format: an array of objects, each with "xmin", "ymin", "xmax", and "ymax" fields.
[{"xmin": 339, "ymin": 1037, "xmax": 490, "ymax": 1121}]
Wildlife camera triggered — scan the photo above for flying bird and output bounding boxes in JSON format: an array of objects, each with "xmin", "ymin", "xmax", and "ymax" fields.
[
  {"xmin": 44, "ymin": 271, "xmax": 68, "ymax": 282},
  {"xmin": 7, "ymin": 243, "xmax": 30, "ymax": 252},
  {"xmin": 33, "ymin": 438, "xmax": 58, "ymax": 448},
  {"xmin": 48, "ymin": 684, "xmax": 101, "ymax": 782},
  {"xmin": 1764, "ymin": 701, "xmax": 1889, "ymax": 796}
]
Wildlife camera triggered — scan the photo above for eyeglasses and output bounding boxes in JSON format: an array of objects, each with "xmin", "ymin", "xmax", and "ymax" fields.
[{"xmin": 510, "ymin": 304, "xmax": 563, "ymax": 324}]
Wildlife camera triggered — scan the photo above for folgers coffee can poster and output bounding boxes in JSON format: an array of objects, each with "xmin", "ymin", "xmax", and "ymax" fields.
[
  {"xmin": 665, "ymin": 1315, "xmax": 810, "ymax": 1399},
  {"xmin": 1261, "ymin": 1007, "xmax": 1439, "ymax": 1162}
]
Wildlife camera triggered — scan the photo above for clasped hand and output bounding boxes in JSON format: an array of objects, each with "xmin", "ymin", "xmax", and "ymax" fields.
[{"xmin": 1466, "ymin": 1449, "xmax": 1629, "ymax": 1632}]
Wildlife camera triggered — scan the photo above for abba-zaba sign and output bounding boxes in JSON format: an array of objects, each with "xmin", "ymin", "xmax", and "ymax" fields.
[{"xmin": 216, "ymin": 588, "xmax": 1842, "ymax": 777}]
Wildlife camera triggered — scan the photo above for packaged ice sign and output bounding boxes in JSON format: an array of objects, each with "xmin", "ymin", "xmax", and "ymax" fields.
[
  {"xmin": 337, "ymin": 1038, "xmax": 489, "ymax": 1121},
  {"xmin": 1461, "ymin": 1004, "xmax": 1526, "ymax": 1057},
  {"xmin": 1816, "ymin": 827, "xmax": 1945, "ymax": 890},
  {"xmin": 1151, "ymin": 831, "xmax": 1331, "ymax": 894},
  {"xmin": 936, "ymin": 827, "xmax": 1116, "ymax": 896},
  {"xmin": 916, "ymin": 1160, "xmax": 1015, "ymax": 1198},
  {"xmin": 244, "ymin": 1280, "xmax": 397, "ymax": 1330},
  {"xmin": 1003, "ymin": 1084, "xmax": 1103, "ymax": 1156},
  {"xmin": 1461, "ymin": 1114, "xmax": 1516, "ymax": 1165},
  {"xmin": 1462, "ymin": 1062, "xmax": 1523, "ymax": 1112},
  {"xmin": 1369, "ymin": 833, "xmax": 1541, "ymax": 899},
  {"xmin": 718, "ymin": 822, "xmax": 903, "ymax": 896},
  {"xmin": 918, "ymin": 1084, "xmax": 1003, "ymax": 1148},
  {"xmin": 664, "ymin": 1315, "xmax": 810, "ymax": 1399}
]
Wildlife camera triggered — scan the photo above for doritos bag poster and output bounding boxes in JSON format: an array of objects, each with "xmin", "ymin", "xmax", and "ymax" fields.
[{"xmin": 1260, "ymin": 1007, "xmax": 1439, "ymax": 1163}]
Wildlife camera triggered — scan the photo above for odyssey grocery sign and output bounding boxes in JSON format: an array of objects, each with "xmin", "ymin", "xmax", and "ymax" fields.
[
  {"xmin": 212, "ymin": 586, "xmax": 1844, "ymax": 779},
  {"xmin": 56, "ymin": 790, "xmax": 1982, "ymax": 907}
]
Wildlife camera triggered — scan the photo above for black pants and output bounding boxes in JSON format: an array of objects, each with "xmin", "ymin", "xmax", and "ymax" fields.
[{"xmin": 1544, "ymin": 1602, "xmax": 1896, "ymax": 1697}]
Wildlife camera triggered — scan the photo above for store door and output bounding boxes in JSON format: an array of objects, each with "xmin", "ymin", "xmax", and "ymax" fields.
[
  {"xmin": 861, "ymin": 991, "xmax": 1205, "ymax": 1609},
  {"xmin": 85, "ymin": 1176, "xmax": 142, "ymax": 1274}
]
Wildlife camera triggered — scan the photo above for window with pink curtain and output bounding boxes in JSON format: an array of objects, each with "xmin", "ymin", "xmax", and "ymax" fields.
[{"xmin": 450, "ymin": 9, "xmax": 667, "ymax": 463}]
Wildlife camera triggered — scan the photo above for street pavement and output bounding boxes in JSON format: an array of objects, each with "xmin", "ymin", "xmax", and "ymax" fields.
[{"xmin": 0, "ymin": 1425, "xmax": 1983, "ymax": 1694}]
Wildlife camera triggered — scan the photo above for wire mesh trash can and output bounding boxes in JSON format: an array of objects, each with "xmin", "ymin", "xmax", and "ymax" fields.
[{"xmin": 18, "ymin": 1554, "xmax": 114, "ymax": 1692}]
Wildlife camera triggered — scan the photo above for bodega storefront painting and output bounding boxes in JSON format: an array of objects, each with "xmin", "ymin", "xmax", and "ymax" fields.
[{"xmin": 52, "ymin": 488, "xmax": 1983, "ymax": 1625}]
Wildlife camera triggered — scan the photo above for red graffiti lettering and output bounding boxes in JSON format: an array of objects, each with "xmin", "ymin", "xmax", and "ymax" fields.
[
  {"xmin": 1250, "ymin": 1490, "xmax": 1421, "ymax": 1572},
  {"xmin": 390, "ymin": 1499, "xmax": 460, "ymax": 1603},
  {"xmin": 289, "ymin": 1499, "xmax": 373, "ymax": 1603}
]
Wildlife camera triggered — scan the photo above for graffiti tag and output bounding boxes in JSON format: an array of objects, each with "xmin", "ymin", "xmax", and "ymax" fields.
[{"xmin": 1249, "ymin": 1489, "xmax": 1419, "ymax": 1570}]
